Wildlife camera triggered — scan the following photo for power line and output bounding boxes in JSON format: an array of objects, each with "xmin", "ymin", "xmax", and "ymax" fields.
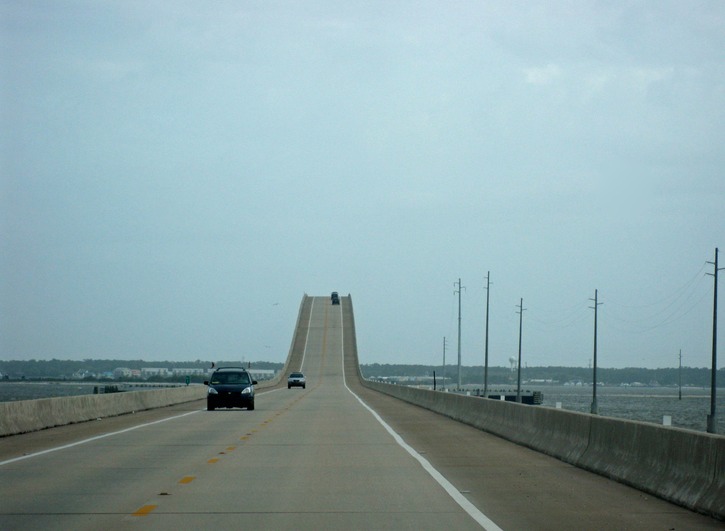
[
  {"xmin": 607, "ymin": 284, "xmax": 712, "ymax": 334},
  {"xmin": 527, "ymin": 298, "xmax": 591, "ymax": 330},
  {"xmin": 608, "ymin": 262, "xmax": 708, "ymax": 310}
]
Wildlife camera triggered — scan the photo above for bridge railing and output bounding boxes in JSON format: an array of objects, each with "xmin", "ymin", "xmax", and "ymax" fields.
[{"xmin": 360, "ymin": 379, "xmax": 724, "ymax": 520}]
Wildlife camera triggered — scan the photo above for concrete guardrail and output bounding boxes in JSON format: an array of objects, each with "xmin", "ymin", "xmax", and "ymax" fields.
[
  {"xmin": 0, "ymin": 385, "xmax": 206, "ymax": 437},
  {"xmin": 361, "ymin": 380, "xmax": 724, "ymax": 520}
]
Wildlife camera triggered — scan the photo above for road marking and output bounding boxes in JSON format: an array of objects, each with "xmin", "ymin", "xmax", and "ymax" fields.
[
  {"xmin": 338, "ymin": 303, "xmax": 503, "ymax": 531},
  {"xmin": 321, "ymin": 301, "xmax": 328, "ymax": 374},
  {"xmin": 299, "ymin": 296, "xmax": 315, "ymax": 371},
  {"xmin": 0, "ymin": 410, "xmax": 200, "ymax": 467},
  {"xmin": 132, "ymin": 504, "xmax": 157, "ymax": 516},
  {"xmin": 179, "ymin": 476, "xmax": 195, "ymax": 484},
  {"xmin": 207, "ymin": 458, "xmax": 219, "ymax": 463}
]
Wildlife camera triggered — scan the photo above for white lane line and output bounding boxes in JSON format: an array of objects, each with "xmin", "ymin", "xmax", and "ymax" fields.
[
  {"xmin": 0, "ymin": 410, "xmax": 200, "ymax": 467},
  {"xmin": 339, "ymin": 304, "xmax": 503, "ymax": 531},
  {"xmin": 299, "ymin": 296, "xmax": 315, "ymax": 372}
]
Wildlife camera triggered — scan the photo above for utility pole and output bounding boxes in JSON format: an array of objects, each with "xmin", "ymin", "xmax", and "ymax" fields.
[
  {"xmin": 516, "ymin": 298, "xmax": 525, "ymax": 403},
  {"xmin": 454, "ymin": 279, "xmax": 464, "ymax": 389},
  {"xmin": 706, "ymin": 248, "xmax": 722, "ymax": 434},
  {"xmin": 483, "ymin": 272, "xmax": 491, "ymax": 397},
  {"xmin": 590, "ymin": 289, "xmax": 603, "ymax": 415},
  {"xmin": 442, "ymin": 336, "xmax": 448, "ymax": 391},
  {"xmin": 678, "ymin": 349, "xmax": 682, "ymax": 401}
]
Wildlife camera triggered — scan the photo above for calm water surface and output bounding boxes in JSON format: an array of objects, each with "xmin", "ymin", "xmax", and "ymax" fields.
[
  {"xmin": 539, "ymin": 385, "xmax": 724, "ymax": 433},
  {"xmin": 0, "ymin": 381, "xmax": 102, "ymax": 401},
  {"xmin": 454, "ymin": 383, "xmax": 724, "ymax": 434},
  {"xmin": 0, "ymin": 381, "xmax": 170, "ymax": 402}
]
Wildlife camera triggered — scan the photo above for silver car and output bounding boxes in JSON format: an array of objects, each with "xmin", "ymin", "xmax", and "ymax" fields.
[{"xmin": 287, "ymin": 372, "xmax": 306, "ymax": 389}]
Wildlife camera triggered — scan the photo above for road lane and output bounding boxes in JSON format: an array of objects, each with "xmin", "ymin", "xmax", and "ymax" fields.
[{"xmin": 0, "ymin": 297, "xmax": 488, "ymax": 530}]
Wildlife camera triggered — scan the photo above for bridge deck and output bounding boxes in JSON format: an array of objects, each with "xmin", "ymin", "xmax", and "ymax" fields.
[{"xmin": 0, "ymin": 295, "xmax": 719, "ymax": 529}]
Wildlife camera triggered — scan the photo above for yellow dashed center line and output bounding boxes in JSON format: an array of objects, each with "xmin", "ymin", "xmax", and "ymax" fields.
[
  {"xmin": 132, "ymin": 504, "xmax": 157, "ymax": 516},
  {"xmin": 133, "ymin": 301, "xmax": 338, "ymax": 519},
  {"xmin": 321, "ymin": 304, "xmax": 328, "ymax": 376}
]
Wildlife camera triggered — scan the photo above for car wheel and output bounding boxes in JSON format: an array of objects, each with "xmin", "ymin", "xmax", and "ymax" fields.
[
  {"xmin": 207, "ymin": 405, "xmax": 215, "ymax": 411},
  {"xmin": 302, "ymin": 385, "xmax": 306, "ymax": 389},
  {"xmin": 248, "ymin": 401, "xmax": 255, "ymax": 411},
  {"xmin": 288, "ymin": 385, "xmax": 291, "ymax": 389}
]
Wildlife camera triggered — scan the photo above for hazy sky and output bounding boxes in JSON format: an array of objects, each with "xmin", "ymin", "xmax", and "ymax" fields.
[{"xmin": 2, "ymin": 1, "xmax": 723, "ymax": 369}]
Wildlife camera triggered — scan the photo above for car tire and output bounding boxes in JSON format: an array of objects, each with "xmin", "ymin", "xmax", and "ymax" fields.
[
  {"xmin": 288, "ymin": 385, "xmax": 291, "ymax": 389},
  {"xmin": 207, "ymin": 405, "xmax": 215, "ymax": 411},
  {"xmin": 302, "ymin": 385, "xmax": 306, "ymax": 389},
  {"xmin": 248, "ymin": 401, "xmax": 255, "ymax": 411}
]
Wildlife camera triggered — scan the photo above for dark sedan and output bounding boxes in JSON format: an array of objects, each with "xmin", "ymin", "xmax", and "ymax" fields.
[{"xmin": 205, "ymin": 367, "xmax": 257, "ymax": 410}]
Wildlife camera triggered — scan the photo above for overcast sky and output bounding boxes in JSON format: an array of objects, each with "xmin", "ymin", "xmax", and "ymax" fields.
[{"xmin": 2, "ymin": 1, "xmax": 723, "ymax": 370}]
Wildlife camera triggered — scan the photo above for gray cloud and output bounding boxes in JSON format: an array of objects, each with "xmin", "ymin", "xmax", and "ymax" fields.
[{"xmin": 1, "ymin": 1, "xmax": 723, "ymax": 369}]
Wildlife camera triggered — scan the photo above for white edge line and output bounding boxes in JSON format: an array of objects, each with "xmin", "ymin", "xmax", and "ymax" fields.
[
  {"xmin": 339, "ymin": 302, "xmax": 503, "ymax": 531},
  {"xmin": 300, "ymin": 296, "xmax": 314, "ymax": 373},
  {"xmin": 0, "ymin": 409, "xmax": 200, "ymax": 467}
]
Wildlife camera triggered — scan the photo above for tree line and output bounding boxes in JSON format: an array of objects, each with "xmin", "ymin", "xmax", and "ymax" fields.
[
  {"xmin": 0, "ymin": 359, "xmax": 284, "ymax": 380},
  {"xmin": 1, "ymin": 359, "xmax": 721, "ymax": 387}
]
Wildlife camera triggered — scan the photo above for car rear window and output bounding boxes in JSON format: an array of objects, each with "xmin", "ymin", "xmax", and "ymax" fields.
[{"xmin": 211, "ymin": 372, "xmax": 250, "ymax": 385}]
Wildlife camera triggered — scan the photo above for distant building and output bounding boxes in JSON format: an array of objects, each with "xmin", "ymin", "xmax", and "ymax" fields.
[
  {"xmin": 171, "ymin": 368, "xmax": 208, "ymax": 376},
  {"xmin": 141, "ymin": 367, "xmax": 171, "ymax": 378},
  {"xmin": 113, "ymin": 368, "xmax": 132, "ymax": 379}
]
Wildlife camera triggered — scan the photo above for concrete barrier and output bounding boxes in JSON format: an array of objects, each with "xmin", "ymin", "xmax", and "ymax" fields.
[
  {"xmin": 579, "ymin": 415, "xmax": 724, "ymax": 517},
  {"xmin": 0, "ymin": 385, "xmax": 206, "ymax": 437},
  {"xmin": 360, "ymin": 380, "xmax": 724, "ymax": 520},
  {"xmin": 363, "ymin": 381, "xmax": 591, "ymax": 464}
]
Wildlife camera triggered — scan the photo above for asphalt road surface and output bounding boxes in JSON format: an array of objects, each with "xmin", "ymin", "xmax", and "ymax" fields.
[{"xmin": 0, "ymin": 296, "xmax": 720, "ymax": 530}]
